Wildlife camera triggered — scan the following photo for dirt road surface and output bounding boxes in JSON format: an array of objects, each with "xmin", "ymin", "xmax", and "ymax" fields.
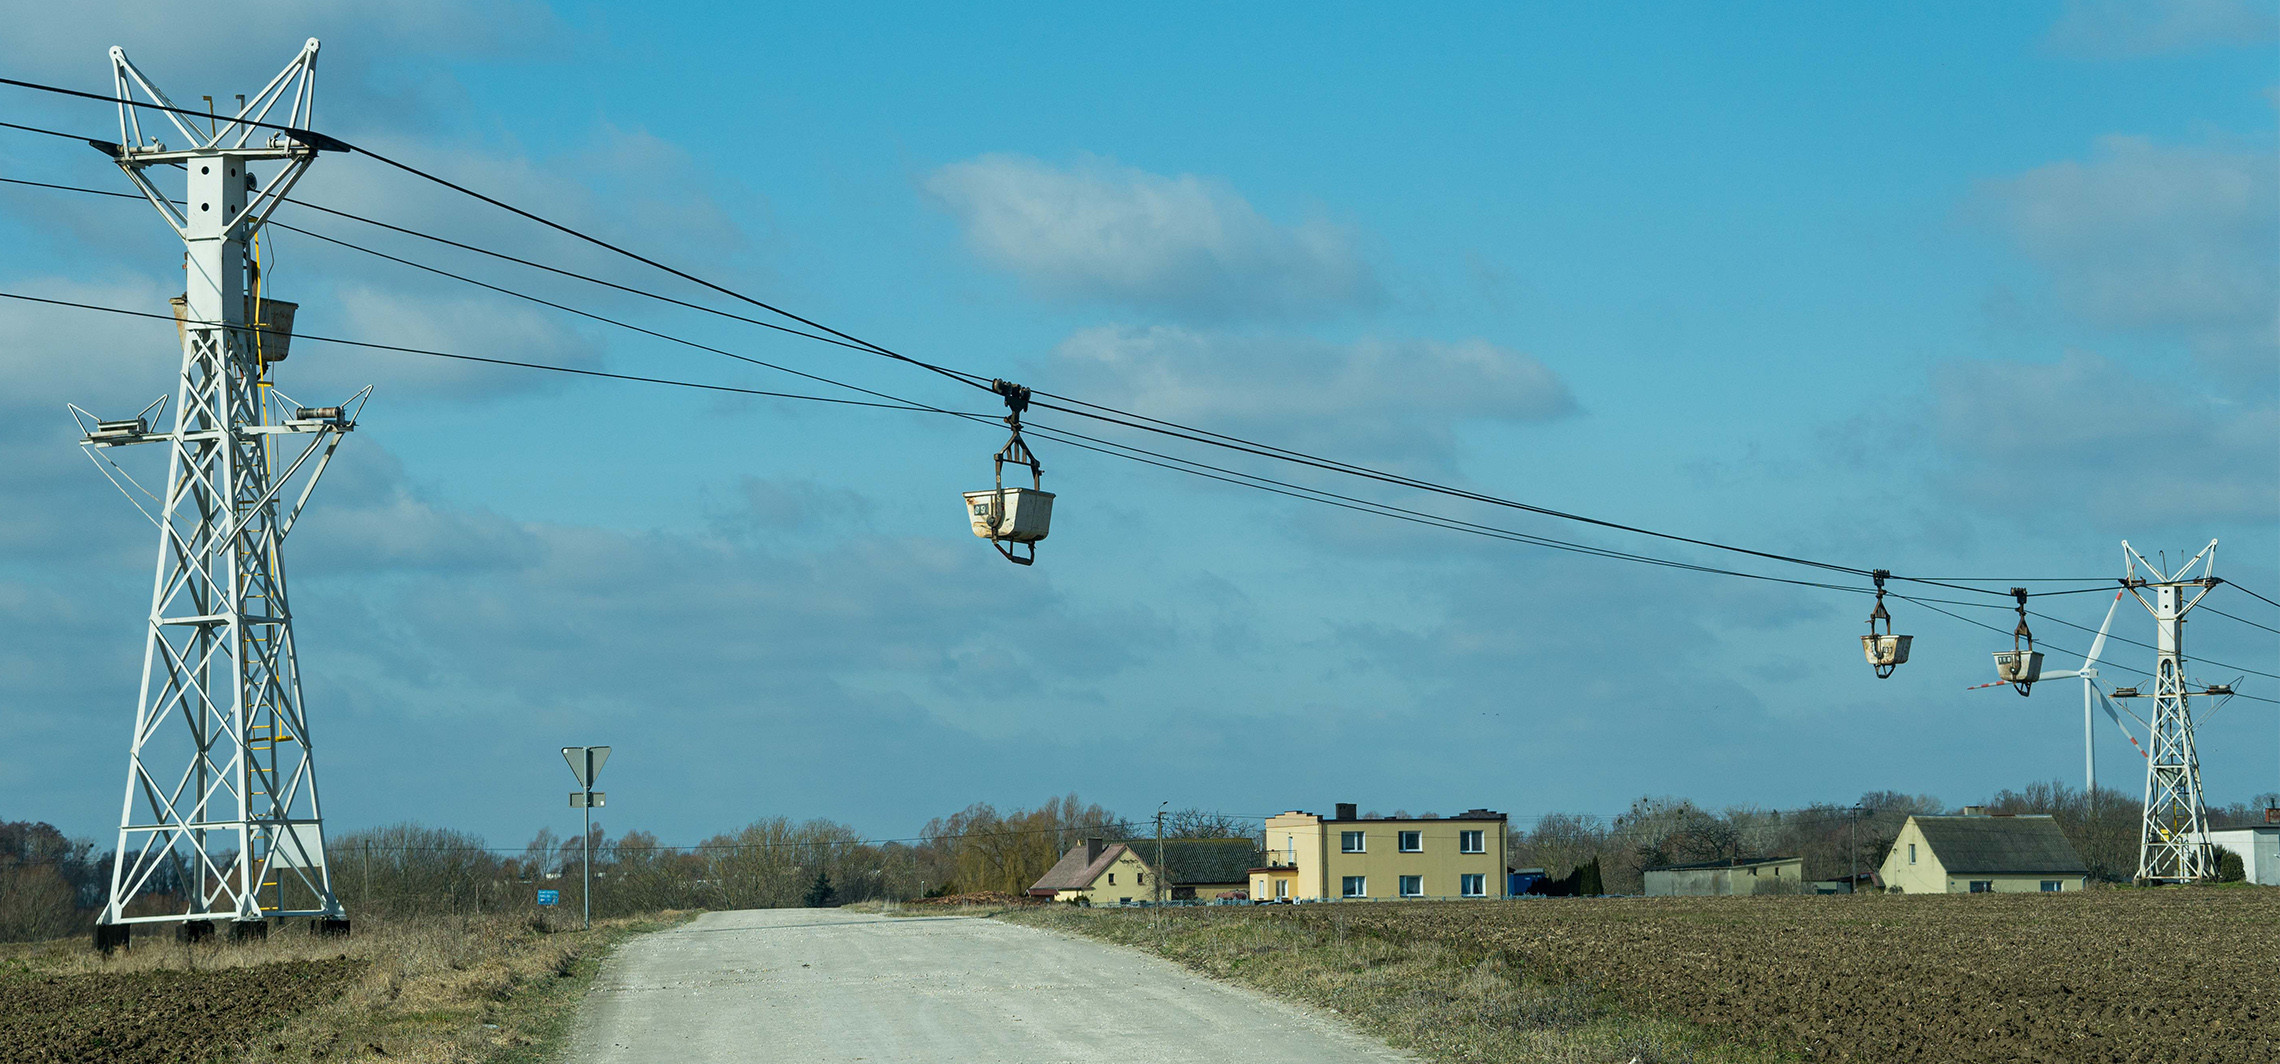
[{"xmin": 568, "ymin": 908, "xmax": 1409, "ymax": 1064}]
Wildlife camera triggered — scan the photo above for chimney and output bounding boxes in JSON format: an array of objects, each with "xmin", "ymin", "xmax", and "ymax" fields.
[
  {"xmin": 1334, "ymin": 802, "xmax": 1358, "ymax": 821},
  {"xmin": 1960, "ymin": 806, "xmax": 1986, "ymax": 816},
  {"xmin": 1085, "ymin": 837, "xmax": 1104, "ymax": 864}
]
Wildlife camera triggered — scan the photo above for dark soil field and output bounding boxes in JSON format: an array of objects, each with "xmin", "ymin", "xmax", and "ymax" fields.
[
  {"xmin": 1198, "ymin": 889, "xmax": 2280, "ymax": 1063},
  {"xmin": 0, "ymin": 958, "xmax": 364, "ymax": 1063}
]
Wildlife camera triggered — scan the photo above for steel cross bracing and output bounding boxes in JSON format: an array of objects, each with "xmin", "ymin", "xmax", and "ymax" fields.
[
  {"xmin": 77, "ymin": 40, "xmax": 365, "ymax": 938},
  {"xmin": 2122, "ymin": 540, "xmax": 2219, "ymax": 884}
]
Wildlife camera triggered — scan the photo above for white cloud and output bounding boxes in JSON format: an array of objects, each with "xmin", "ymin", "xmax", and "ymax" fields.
[
  {"xmin": 313, "ymin": 284, "xmax": 604, "ymax": 399},
  {"xmin": 2046, "ymin": 0, "xmax": 2279, "ymax": 57},
  {"xmin": 1976, "ymin": 134, "xmax": 2278, "ymax": 383},
  {"xmin": 925, "ymin": 154, "xmax": 1378, "ymax": 319},
  {"xmin": 1044, "ymin": 325, "xmax": 1575, "ymax": 474},
  {"xmin": 1928, "ymin": 351, "xmax": 2278, "ymax": 527}
]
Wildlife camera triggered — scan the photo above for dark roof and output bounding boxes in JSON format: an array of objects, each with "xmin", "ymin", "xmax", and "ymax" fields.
[
  {"xmin": 1029, "ymin": 842, "xmax": 1135, "ymax": 894},
  {"xmin": 1288, "ymin": 809, "xmax": 1510, "ymax": 824},
  {"xmin": 1645, "ymin": 856, "xmax": 1800, "ymax": 873},
  {"xmin": 1113, "ymin": 838, "xmax": 1260, "ymax": 885},
  {"xmin": 1911, "ymin": 815, "xmax": 2088, "ymax": 875}
]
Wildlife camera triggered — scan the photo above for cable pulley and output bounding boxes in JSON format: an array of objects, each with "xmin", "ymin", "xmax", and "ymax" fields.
[
  {"xmin": 963, "ymin": 379, "xmax": 1055, "ymax": 565},
  {"xmin": 1860, "ymin": 569, "xmax": 1911, "ymax": 679},
  {"xmin": 1991, "ymin": 587, "xmax": 2043, "ymax": 696}
]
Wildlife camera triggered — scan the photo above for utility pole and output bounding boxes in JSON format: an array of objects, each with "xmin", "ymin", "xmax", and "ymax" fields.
[
  {"xmin": 1849, "ymin": 805, "xmax": 1871, "ymax": 894},
  {"xmin": 84, "ymin": 41, "xmax": 361, "ymax": 952},
  {"xmin": 2120, "ymin": 541, "xmax": 2221, "ymax": 884},
  {"xmin": 563, "ymin": 746, "xmax": 610, "ymax": 929},
  {"xmin": 1155, "ymin": 802, "xmax": 1167, "ymax": 907}
]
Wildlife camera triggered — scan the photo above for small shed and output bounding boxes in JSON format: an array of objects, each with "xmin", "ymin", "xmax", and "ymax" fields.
[
  {"xmin": 1644, "ymin": 856, "xmax": 1805, "ymax": 896},
  {"xmin": 2206, "ymin": 824, "xmax": 2280, "ymax": 885}
]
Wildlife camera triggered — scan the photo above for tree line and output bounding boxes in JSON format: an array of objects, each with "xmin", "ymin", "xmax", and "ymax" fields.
[
  {"xmin": 0, "ymin": 794, "xmax": 1251, "ymax": 940},
  {"xmin": 6, "ymin": 784, "xmax": 2273, "ymax": 941},
  {"xmin": 1507, "ymin": 783, "xmax": 2280, "ymax": 894}
]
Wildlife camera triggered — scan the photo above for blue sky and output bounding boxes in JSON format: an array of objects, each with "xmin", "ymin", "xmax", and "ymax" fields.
[{"xmin": 0, "ymin": 1, "xmax": 2274, "ymax": 849}]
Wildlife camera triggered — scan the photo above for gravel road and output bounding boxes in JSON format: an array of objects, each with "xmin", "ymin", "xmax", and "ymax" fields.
[{"xmin": 568, "ymin": 908, "xmax": 1410, "ymax": 1064}]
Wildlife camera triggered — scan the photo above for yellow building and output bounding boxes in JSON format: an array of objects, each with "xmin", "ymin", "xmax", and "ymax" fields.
[
  {"xmin": 1250, "ymin": 804, "xmax": 1508, "ymax": 901},
  {"xmin": 1878, "ymin": 812, "xmax": 2090, "ymax": 894},
  {"xmin": 1028, "ymin": 839, "xmax": 1160, "ymax": 905}
]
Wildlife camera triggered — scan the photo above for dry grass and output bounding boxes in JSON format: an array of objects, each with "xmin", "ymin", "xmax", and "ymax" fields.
[
  {"xmin": 1003, "ymin": 905, "xmax": 1788, "ymax": 1064},
  {"xmin": 0, "ymin": 910, "xmax": 688, "ymax": 1063}
]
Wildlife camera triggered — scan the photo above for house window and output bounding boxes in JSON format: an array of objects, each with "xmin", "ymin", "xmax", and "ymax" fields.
[
  {"xmin": 1459, "ymin": 830, "xmax": 1484, "ymax": 854},
  {"xmin": 1107, "ymin": 873, "xmax": 1115, "ymax": 885},
  {"xmin": 1399, "ymin": 875, "xmax": 1423, "ymax": 897},
  {"xmin": 1342, "ymin": 831, "xmax": 1366, "ymax": 853},
  {"xmin": 1275, "ymin": 879, "xmax": 1289, "ymax": 899},
  {"xmin": 2040, "ymin": 880, "xmax": 2062, "ymax": 892},
  {"xmin": 1137, "ymin": 873, "xmax": 1145, "ymax": 885},
  {"xmin": 1398, "ymin": 831, "xmax": 1422, "ymax": 853},
  {"xmin": 1908, "ymin": 843, "xmax": 1916, "ymax": 865},
  {"xmin": 1342, "ymin": 876, "xmax": 1366, "ymax": 898},
  {"xmin": 1460, "ymin": 873, "xmax": 1485, "ymax": 897},
  {"xmin": 1969, "ymin": 880, "xmax": 1993, "ymax": 893}
]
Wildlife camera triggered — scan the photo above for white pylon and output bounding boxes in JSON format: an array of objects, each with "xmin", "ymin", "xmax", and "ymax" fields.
[
  {"xmin": 2122, "ymin": 540, "xmax": 2219, "ymax": 884},
  {"xmin": 78, "ymin": 40, "xmax": 365, "ymax": 946}
]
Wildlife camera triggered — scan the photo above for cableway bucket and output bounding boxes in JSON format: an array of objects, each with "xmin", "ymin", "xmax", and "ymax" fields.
[
  {"xmin": 964, "ymin": 488, "xmax": 1055, "ymax": 543},
  {"xmin": 1862, "ymin": 634, "xmax": 1911, "ymax": 670},
  {"xmin": 169, "ymin": 294, "xmax": 299, "ymax": 362},
  {"xmin": 1993, "ymin": 650, "xmax": 2044, "ymax": 686}
]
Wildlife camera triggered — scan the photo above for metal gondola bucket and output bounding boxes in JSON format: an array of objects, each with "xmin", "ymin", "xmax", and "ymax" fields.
[
  {"xmin": 1993, "ymin": 650, "xmax": 2044, "ymax": 685},
  {"xmin": 1862, "ymin": 633, "xmax": 1912, "ymax": 669},
  {"xmin": 963, "ymin": 487, "xmax": 1055, "ymax": 543},
  {"xmin": 170, "ymin": 294, "xmax": 299, "ymax": 362}
]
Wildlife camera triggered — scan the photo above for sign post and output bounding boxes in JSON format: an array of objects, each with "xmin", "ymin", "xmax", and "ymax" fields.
[{"xmin": 562, "ymin": 746, "xmax": 611, "ymax": 930}]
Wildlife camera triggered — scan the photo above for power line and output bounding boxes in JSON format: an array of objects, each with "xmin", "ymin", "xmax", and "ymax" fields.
[
  {"xmin": 0, "ymin": 289, "xmax": 976, "ymax": 417},
  {"xmin": 0, "ymin": 172, "xmax": 2190, "ymax": 615},
  {"xmin": 1896, "ymin": 593, "xmax": 2278, "ymax": 706},
  {"xmin": 2203, "ymin": 605, "xmax": 2280, "ymax": 638},
  {"xmin": 2226, "ymin": 582, "xmax": 2280, "ymax": 614},
  {"xmin": 0, "ymin": 118, "xmax": 2211, "ymax": 604}
]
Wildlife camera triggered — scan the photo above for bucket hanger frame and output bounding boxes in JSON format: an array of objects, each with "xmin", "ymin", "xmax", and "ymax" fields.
[{"xmin": 988, "ymin": 379, "xmax": 1040, "ymax": 566}]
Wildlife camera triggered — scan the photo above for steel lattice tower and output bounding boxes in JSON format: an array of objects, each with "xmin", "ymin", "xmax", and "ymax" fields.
[
  {"xmin": 78, "ymin": 41, "xmax": 364, "ymax": 948},
  {"xmin": 2122, "ymin": 540, "xmax": 2219, "ymax": 884}
]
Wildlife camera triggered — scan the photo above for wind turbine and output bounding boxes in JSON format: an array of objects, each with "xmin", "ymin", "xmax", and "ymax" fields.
[{"xmin": 1969, "ymin": 590, "xmax": 2133, "ymax": 792}]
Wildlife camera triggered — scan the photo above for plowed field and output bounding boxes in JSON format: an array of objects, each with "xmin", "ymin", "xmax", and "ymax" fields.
[
  {"xmin": 0, "ymin": 958, "xmax": 363, "ymax": 1063},
  {"xmin": 1232, "ymin": 890, "xmax": 2279, "ymax": 1063}
]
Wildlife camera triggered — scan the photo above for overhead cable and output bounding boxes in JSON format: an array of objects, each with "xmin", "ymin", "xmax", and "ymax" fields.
[
  {"xmin": 0, "ymin": 289, "xmax": 973, "ymax": 417},
  {"xmin": 0, "ymin": 115, "xmax": 2217, "ymax": 603}
]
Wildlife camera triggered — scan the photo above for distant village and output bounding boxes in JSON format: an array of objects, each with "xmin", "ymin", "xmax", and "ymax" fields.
[{"xmin": 1026, "ymin": 801, "xmax": 2280, "ymax": 905}]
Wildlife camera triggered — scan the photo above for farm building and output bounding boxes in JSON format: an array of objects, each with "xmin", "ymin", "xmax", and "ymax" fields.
[
  {"xmin": 1028, "ymin": 839, "xmax": 1158, "ymax": 905},
  {"xmin": 1644, "ymin": 856, "xmax": 1805, "ymax": 896},
  {"xmin": 1878, "ymin": 813, "xmax": 2089, "ymax": 893},
  {"xmin": 2206, "ymin": 823, "xmax": 2280, "ymax": 885},
  {"xmin": 1109, "ymin": 837, "xmax": 1258, "ymax": 899},
  {"xmin": 1250, "ymin": 803, "xmax": 1508, "ymax": 901}
]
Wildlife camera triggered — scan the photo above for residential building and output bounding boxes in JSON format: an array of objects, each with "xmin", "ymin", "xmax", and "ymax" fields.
[
  {"xmin": 1877, "ymin": 813, "xmax": 2089, "ymax": 894},
  {"xmin": 1028, "ymin": 839, "xmax": 1157, "ymax": 905},
  {"xmin": 1112, "ymin": 837, "xmax": 1258, "ymax": 900},
  {"xmin": 2207, "ymin": 821, "xmax": 2280, "ymax": 886},
  {"xmin": 1644, "ymin": 856, "xmax": 1805, "ymax": 896},
  {"xmin": 1249, "ymin": 803, "xmax": 1507, "ymax": 901}
]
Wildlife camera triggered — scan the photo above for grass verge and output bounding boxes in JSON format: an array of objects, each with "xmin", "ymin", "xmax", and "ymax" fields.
[
  {"xmin": 999, "ymin": 905, "xmax": 1792, "ymax": 1064},
  {"xmin": 0, "ymin": 910, "xmax": 689, "ymax": 1063}
]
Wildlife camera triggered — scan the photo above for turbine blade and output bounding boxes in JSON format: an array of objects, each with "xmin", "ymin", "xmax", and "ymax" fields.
[{"xmin": 2082, "ymin": 590, "xmax": 2122, "ymax": 669}]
